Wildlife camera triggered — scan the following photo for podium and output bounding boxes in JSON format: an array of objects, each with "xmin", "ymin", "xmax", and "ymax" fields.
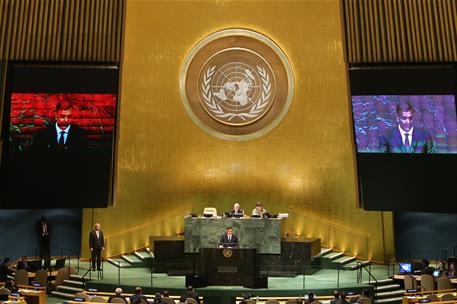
[{"xmin": 187, "ymin": 247, "xmax": 267, "ymax": 288}]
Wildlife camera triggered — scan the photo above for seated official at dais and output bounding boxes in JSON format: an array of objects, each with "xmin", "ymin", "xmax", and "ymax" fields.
[
  {"xmin": 252, "ymin": 202, "xmax": 267, "ymax": 217},
  {"xmin": 227, "ymin": 202, "xmax": 244, "ymax": 217}
]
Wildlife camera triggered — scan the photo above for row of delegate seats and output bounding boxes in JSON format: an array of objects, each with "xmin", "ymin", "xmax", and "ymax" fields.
[
  {"xmin": 404, "ymin": 274, "xmax": 455, "ymax": 291},
  {"xmin": 403, "ymin": 291, "xmax": 457, "ymax": 304},
  {"xmin": 12, "ymin": 267, "xmax": 70, "ymax": 289},
  {"xmin": 234, "ymin": 294, "xmax": 366, "ymax": 304},
  {"xmin": 79, "ymin": 290, "xmax": 203, "ymax": 303}
]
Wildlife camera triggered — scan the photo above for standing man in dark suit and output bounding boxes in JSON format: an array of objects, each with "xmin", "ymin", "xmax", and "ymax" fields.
[
  {"xmin": 219, "ymin": 226, "xmax": 239, "ymax": 248},
  {"xmin": 89, "ymin": 223, "xmax": 104, "ymax": 271},
  {"xmin": 379, "ymin": 101, "xmax": 434, "ymax": 153},
  {"xmin": 37, "ymin": 216, "xmax": 52, "ymax": 269}
]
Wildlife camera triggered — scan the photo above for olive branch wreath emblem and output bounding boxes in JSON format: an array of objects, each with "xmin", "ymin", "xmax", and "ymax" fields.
[{"xmin": 201, "ymin": 65, "xmax": 272, "ymax": 121}]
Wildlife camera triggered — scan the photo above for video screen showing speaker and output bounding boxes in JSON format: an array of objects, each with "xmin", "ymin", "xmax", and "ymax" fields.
[
  {"xmin": 349, "ymin": 65, "xmax": 457, "ymax": 212},
  {"xmin": 0, "ymin": 63, "xmax": 119, "ymax": 208},
  {"xmin": 352, "ymin": 95, "xmax": 457, "ymax": 154}
]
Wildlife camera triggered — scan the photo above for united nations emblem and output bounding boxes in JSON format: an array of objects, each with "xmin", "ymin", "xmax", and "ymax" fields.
[
  {"xmin": 180, "ymin": 29, "xmax": 294, "ymax": 140},
  {"xmin": 222, "ymin": 248, "xmax": 233, "ymax": 258}
]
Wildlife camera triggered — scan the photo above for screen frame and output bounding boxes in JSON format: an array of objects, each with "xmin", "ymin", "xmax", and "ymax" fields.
[
  {"xmin": 348, "ymin": 63, "xmax": 457, "ymax": 213},
  {"xmin": 0, "ymin": 61, "xmax": 121, "ymax": 208}
]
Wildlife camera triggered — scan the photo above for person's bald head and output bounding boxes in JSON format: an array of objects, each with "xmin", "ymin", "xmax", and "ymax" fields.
[{"xmin": 95, "ymin": 223, "xmax": 101, "ymax": 231}]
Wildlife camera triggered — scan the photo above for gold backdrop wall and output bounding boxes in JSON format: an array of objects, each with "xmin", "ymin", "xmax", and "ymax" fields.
[{"xmin": 81, "ymin": 0, "xmax": 394, "ymax": 262}]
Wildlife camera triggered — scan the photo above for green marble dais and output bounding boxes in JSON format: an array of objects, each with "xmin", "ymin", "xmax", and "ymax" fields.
[{"xmin": 184, "ymin": 217, "xmax": 282, "ymax": 254}]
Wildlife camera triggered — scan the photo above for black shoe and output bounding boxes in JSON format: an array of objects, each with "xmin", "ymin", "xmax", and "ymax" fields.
[{"xmin": 97, "ymin": 268, "xmax": 101, "ymax": 271}]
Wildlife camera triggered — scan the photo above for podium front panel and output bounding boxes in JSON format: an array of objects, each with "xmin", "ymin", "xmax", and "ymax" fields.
[{"xmin": 199, "ymin": 247, "xmax": 258, "ymax": 286}]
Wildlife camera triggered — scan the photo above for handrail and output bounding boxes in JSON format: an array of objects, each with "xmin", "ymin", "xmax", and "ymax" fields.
[
  {"xmin": 387, "ymin": 255, "xmax": 403, "ymax": 277},
  {"xmin": 81, "ymin": 257, "xmax": 104, "ymax": 285},
  {"xmin": 356, "ymin": 262, "xmax": 377, "ymax": 293}
]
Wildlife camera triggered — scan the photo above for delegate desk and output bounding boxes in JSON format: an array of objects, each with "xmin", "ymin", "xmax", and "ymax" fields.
[
  {"xmin": 394, "ymin": 274, "xmax": 457, "ymax": 284},
  {"xmin": 198, "ymin": 247, "xmax": 261, "ymax": 287},
  {"xmin": 17, "ymin": 288, "xmax": 46, "ymax": 304},
  {"xmin": 185, "ymin": 216, "xmax": 282, "ymax": 254}
]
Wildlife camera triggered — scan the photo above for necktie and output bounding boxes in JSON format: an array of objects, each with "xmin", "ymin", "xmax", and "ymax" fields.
[
  {"xmin": 228, "ymin": 236, "xmax": 231, "ymax": 241},
  {"xmin": 58, "ymin": 131, "xmax": 65, "ymax": 145},
  {"xmin": 404, "ymin": 133, "xmax": 412, "ymax": 152}
]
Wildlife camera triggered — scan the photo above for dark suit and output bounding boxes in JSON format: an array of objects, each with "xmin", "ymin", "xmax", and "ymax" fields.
[
  {"xmin": 0, "ymin": 262, "xmax": 12, "ymax": 282},
  {"xmin": 32, "ymin": 124, "xmax": 88, "ymax": 153},
  {"xmin": 89, "ymin": 230, "xmax": 104, "ymax": 270},
  {"xmin": 219, "ymin": 233, "xmax": 239, "ymax": 248},
  {"xmin": 421, "ymin": 266, "xmax": 436, "ymax": 276},
  {"xmin": 129, "ymin": 294, "xmax": 148, "ymax": 304},
  {"xmin": 30, "ymin": 124, "xmax": 89, "ymax": 204},
  {"xmin": 378, "ymin": 127, "xmax": 434, "ymax": 153},
  {"xmin": 37, "ymin": 219, "xmax": 52, "ymax": 268}
]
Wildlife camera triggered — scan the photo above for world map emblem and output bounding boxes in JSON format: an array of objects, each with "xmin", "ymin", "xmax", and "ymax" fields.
[
  {"xmin": 181, "ymin": 29, "xmax": 294, "ymax": 140},
  {"xmin": 201, "ymin": 53, "xmax": 274, "ymax": 125}
]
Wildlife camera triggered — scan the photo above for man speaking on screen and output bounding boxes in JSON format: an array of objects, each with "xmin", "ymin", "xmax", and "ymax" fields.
[
  {"xmin": 30, "ymin": 99, "xmax": 89, "ymax": 202},
  {"xmin": 378, "ymin": 101, "xmax": 434, "ymax": 153},
  {"xmin": 32, "ymin": 100, "xmax": 88, "ymax": 153}
]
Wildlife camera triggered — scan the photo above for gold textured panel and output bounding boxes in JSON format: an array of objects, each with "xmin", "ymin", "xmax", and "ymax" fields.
[
  {"xmin": 0, "ymin": 0, "xmax": 124, "ymax": 61},
  {"xmin": 81, "ymin": 0, "xmax": 394, "ymax": 262},
  {"xmin": 342, "ymin": 0, "xmax": 457, "ymax": 63}
]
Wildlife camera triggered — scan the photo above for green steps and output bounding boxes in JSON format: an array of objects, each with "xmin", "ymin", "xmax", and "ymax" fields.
[
  {"xmin": 121, "ymin": 254, "xmax": 149, "ymax": 268},
  {"xmin": 334, "ymin": 256, "xmax": 357, "ymax": 265},
  {"xmin": 135, "ymin": 250, "xmax": 153, "ymax": 261},
  {"xmin": 107, "ymin": 258, "xmax": 131, "ymax": 268}
]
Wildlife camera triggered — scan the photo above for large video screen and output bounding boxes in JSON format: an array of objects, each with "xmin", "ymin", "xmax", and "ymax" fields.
[
  {"xmin": 0, "ymin": 63, "xmax": 119, "ymax": 208},
  {"xmin": 350, "ymin": 65, "xmax": 457, "ymax": 212},
  {"xmin": 352, "ymin": 95, "xmax": 457, "ymax": 154}
]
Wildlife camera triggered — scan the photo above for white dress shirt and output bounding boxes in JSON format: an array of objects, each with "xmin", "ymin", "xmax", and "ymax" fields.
[
  {"xmin": 398, "ymin": 126, "xmax": 414, "ymax": 146},
  {"xmin": 55, "ymin": 123, "xmax": 71, "ymax": 144}
]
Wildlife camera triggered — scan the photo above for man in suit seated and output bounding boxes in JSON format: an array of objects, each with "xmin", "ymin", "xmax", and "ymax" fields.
[
  {"xmin": 16, "ymin": 256, "xmax": 29, "ymax": 271},
  {"xmin": 378, "ymin": 101, "xmax": 434, "ymax": 153},
  {"xmin": 130, "ymin": 287, "xmax": 148, "ymax": 304},
  {"xmin": 251, "ymin": 202, "xmax": 267, "ymax": 217},
  {"xmin": 219, "ymin": 226, "xmax": 239, "ymax": 248},
  {"xmin": 108, "ymin": 287, "xmax": 127, "ymax": 303},
  {"xmin": 228, "ymin": 202, "xmax": 244, "ymax": 217},
  {"xmin": 180, "ymin": 286, "xmax": 200, "ymax": 304},
  {"xmin": 420, "ymin": 259, "xmax": 435, "ymax": 276}
]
